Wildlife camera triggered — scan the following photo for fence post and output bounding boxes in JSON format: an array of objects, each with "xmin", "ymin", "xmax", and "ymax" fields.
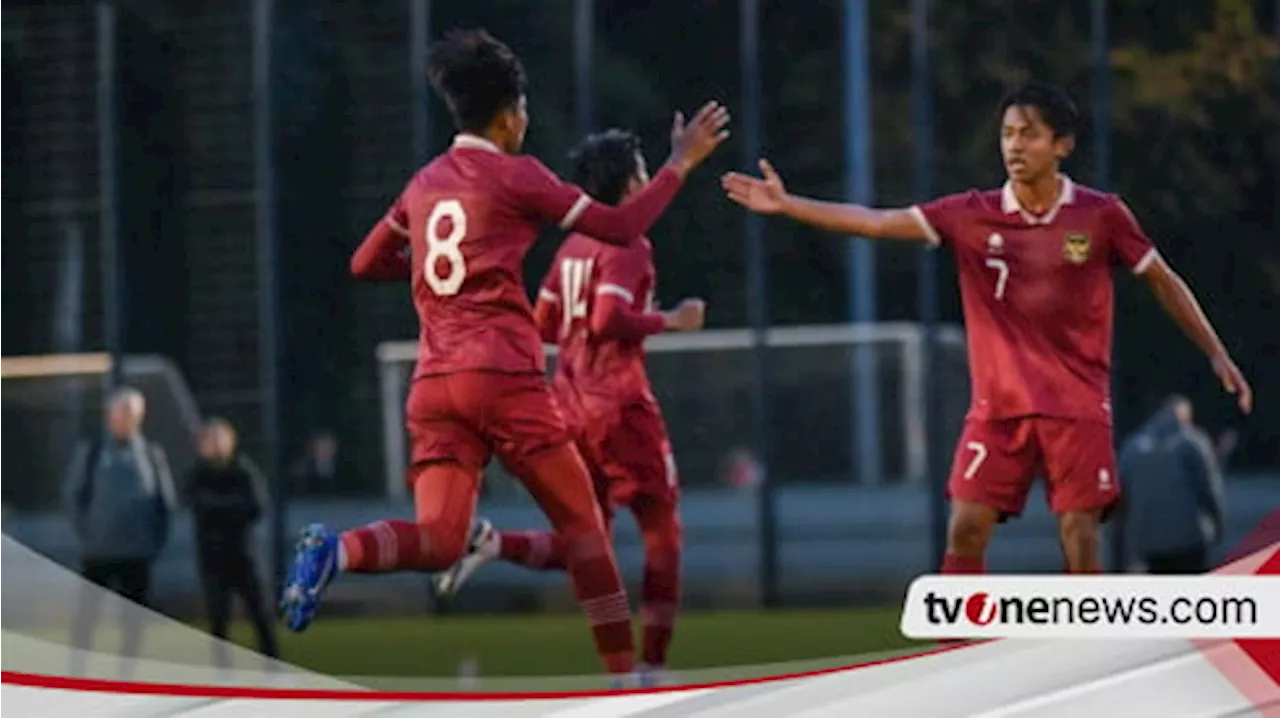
[
  {"xmin": 844, "ymin": 0, "xmax": 882, "ymax": 488},
  {"xmin": 97, "ymin": 1, "xmax": 124, "ymax": 389},
  {"xmin": 252, "ymin": 0, "xmax": 286, "ymax": 595}
]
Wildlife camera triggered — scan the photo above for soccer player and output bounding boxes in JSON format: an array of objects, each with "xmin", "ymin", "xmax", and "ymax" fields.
[
  {"xmin": 434, "ymin": 129, "xmax": 704, "ymax": 686},
  {"xmin": 278, "ymin": 29, "xmax": 730, "ymax": 681},
  {"xmin": 721, "ymin": 82, "xmax": 1252, "ymax": 576}
]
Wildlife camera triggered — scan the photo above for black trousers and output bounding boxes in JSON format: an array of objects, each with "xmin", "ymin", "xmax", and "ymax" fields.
[
  {"xmin": 199, "ymin": 547, "xmax": 279, "ymax": 661},
  {"xmin": 1145, "ymin": 546, "xmax": 1209, "ymax": 574},
  {"xmin": 69, "ymin": 558, "xmax": 154, "ymax": 677}
]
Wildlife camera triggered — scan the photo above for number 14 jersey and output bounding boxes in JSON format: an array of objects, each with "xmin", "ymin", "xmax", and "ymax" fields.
[{"xmin": 910, "ymin": 176, "xmax": 1159, "ymax": 425}]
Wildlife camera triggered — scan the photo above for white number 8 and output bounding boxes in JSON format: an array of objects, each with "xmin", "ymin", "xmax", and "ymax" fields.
[{"xmin": 424, "ymin": 199, "xmax": 468, "ymax": 296}]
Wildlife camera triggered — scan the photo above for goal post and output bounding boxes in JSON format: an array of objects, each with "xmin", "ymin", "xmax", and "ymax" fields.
[{"xmin": 375, "ymin": 322, "xmax": 969, "ymax": 500}]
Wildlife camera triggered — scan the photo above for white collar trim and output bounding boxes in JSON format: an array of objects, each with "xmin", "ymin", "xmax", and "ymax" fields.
[
  {"xmin": 452, "ymin": 134, "xmax": 502, "ymax": 153},
  {"xmin": 1002, "ymin": 174, "xmax": 1075, "ymax": 224}
]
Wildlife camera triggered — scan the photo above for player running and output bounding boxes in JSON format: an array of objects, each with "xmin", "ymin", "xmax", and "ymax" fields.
[
  {"xmin": 433, "ymin": 129, "xmax": 704, "ymax": 687},
  {"xmin": 721, "ymin": 82, "xmax": 1252, "ymax": 576},
  {"xmin": 279, "ymin": 29, "xmax": 730, "ymax": 681}
]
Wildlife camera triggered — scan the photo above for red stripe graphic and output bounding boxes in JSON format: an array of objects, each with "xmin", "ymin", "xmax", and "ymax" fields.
[{"xmin": 1, "ymin": 643, "xmax": 974, "ymax": 702}]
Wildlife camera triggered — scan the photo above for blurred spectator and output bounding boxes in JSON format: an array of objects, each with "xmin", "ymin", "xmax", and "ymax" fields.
[
  {"xmin": 188, "ymin": 418, "xmax": 279, "ymax": 661},
  {"xmin": 1116, "ymin": 395, "xmax": 1225, "ymax": 574},
  {"xmin": 289, "ymin": 430, "xmax": 358, "ymax": 496},
  {"xmin": 62, "ymin": 386, "xmax": 177, "ymax": 675},
  {"xmin": 721, "ymin": 447, "xmax": 764, "ymax": 491}
]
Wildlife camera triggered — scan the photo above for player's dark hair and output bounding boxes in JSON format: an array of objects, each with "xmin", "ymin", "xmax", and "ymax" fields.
[
  {"xmin": 999, "ymin": 82, "xmax": 1079, "ymax": 138},
  {"xmin": 427, "ymin": 29, "xmax": 527, "ymax": 134},
  {"xmin": 568, "ymin": 129, "xmax": 644, "ymax": 206}
]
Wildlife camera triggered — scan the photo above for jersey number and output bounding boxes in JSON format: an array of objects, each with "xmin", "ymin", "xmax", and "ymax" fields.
[
  {"xmin": 424, "ymin": 199, "xmax": 468, "ymax": 296},
  {"xmin": 984, "ymin": 258, "xmax": 1009, "ymax": 300},
  {"xmin": 962, "ymin": 441, "xmax": 988, "ymax": 480},
  {"xmin": 560, "ymin": 258, "xmax": 595, "ymax": 335}
]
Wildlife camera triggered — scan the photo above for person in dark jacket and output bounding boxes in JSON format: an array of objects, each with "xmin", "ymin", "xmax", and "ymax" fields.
[
  {"xmin": 1117, "ymin": 395, "xmax": 1225, "ymax": 574},
  {"xmin": 189, "ymin": 418, "xmax": 278, "ymax": 659}
]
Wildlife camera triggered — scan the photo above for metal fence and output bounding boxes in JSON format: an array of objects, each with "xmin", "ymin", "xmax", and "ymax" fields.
[{"xmin": 3, "ymin": 0, "xmax": 1277, "ymax": 608}]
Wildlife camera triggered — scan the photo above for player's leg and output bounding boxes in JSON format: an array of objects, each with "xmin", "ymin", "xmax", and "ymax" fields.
[
  {"xmin": 943, "ymin": 419, "xmax": 1039, "ymax": 574},
  {"xmin": 433, "ymin": 444, "xmax": 607, "ymax": 599},
  {"xmin": 1039, "ymin": 418, "xmax": 1119, "ymax": 573},
  {"xmin": 280, "ymin": 459, "xmax": 481, "ymax": 631},
  {"xmin": 280, "ymin": 376, "xmax": 486, "ymax": 631},
  {"xmin": 340, "ymin": 460, "xmax": 479, "ymax": 573},
  {"xmin": 488, "ymin": 374, "xmax": 635, "ymax": 677},
  {"xmin": 517, "ymin": 443, "xmax": 635, "ymax": 676},
  {"xmin": 631, "ymin": 493, "xmax": 682, "ymax": 681},
  {"xmin": 607, "ymin": 408, "xmax": 682, "ymax": 682}
]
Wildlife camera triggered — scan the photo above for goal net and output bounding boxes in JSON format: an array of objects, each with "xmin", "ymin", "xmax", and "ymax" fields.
[
  {"xmin": 374, "ymin": 322, "xmax": 971, "ymax": 500},
  {"xmin": 1, "ymin": 353, "xmax": 204, "ymax": 512}
]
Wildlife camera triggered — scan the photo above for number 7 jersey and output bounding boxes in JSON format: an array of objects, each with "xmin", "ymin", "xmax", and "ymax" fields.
[
  {"xmin": 910, "ymin": 176, "xmax": 1159, "ymax": 425},
  {"xmin": 382, "ymin": 135, "xmax": 676, "ymax": 379}
]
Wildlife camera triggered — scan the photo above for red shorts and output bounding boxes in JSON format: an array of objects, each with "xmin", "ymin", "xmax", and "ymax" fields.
[
  {"xmin": 559, "ymin": 392, "xmax": 679, "ymax": 520},
  {"xmin": 946, "ymin": 416, "xmax": 1119, "ymax": 519},
  {"xmin": 405, "ymin": 372, "xmax": 572, "ymax": 476}
]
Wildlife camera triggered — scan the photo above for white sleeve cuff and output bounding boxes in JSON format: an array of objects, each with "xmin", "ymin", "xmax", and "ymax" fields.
[
  {"xmin": 1131, "ymin": 248, "xmax": 1159, "ymax": 275},
  {"xmin": 558, "ymin": 194, "xmax": 592, "ymax": 230},
  {"xmin": 385, "ymin": 215, "xmax": 409, "ymax": 236},
  {"xmin": 538, "ymin": 289, "xmax": 560, "ymax": 303},
  {"xmin": 908, "ymin": 205, "xmax": 942, "ymax": 247},
  {"xmin": 597, "ymin": 284, "xmax": 636, "ymax": 303}
]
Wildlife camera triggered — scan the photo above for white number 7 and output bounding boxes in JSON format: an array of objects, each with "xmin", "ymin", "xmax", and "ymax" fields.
[
  {"xmin": 963, "ymin": 441, "xmax": 988, "ymax": 480},
  {"xmin": 985, "ymin": 258, "xmax": 1009, "ymax": 300}
]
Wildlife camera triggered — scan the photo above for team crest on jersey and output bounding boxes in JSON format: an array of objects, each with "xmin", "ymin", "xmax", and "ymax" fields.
[{"xmin": 1063, "ymin": 232, "xmax": 1091, "ymax": 264}]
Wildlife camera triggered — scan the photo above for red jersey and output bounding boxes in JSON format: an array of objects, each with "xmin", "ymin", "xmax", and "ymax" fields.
[
  {"xmin": 537, "ymin": 234, "xmax": 665, "ymax": 414},
  {"xmin": 911, "ymin": 176, "xmax": 1159, "ymax": 424},
  {"xmin": 360, "ymin": 134, "xmax": 683, "ymax": 379}
]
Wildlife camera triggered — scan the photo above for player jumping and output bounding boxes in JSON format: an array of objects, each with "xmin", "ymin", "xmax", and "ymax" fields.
[
  {"xmin": 434, "ymin": 129, "xmax": 704, "ymax": 687},
  {"xmin": 278, "ymin": 29, "xmax": 730, "ymax": 682},
  {"xmin": 721, "ymin": 82, "xmax": 1252, "ymax": 576}
]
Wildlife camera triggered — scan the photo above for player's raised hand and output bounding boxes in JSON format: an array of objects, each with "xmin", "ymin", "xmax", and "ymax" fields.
[
  {"xmin": 666, "ymin": 101, "xmax": 731, "ymax": 177},
  {"xmin": 1211, "ymin": 354, "xmax": 1253, "ymax": 414},
  {"xmin": 663, "ymin": 298, "xmax": 706, "ymax": 332},
  {"xmin": 721, "ymin": 159, "xmax": 787, "ymax": 215}
]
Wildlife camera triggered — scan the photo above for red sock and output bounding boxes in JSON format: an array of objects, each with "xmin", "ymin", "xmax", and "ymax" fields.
[
  {"xmin": 340, "ymin": 520, "xmax": 456, "ymax": 573},
  {"xmin": 499, "ymin": 531, "xmax": 568, "ymax": 571},
  {"xmin": 565, "ymin": 531, "xmax": 634, "ymax": 674},
  {"xmin": 637, "ymin": 503, "xmax": 682, "ymax": 668},
  {"xmin": 942, "ymin": 553, "xmax": 985, "ymax": 574},
  {"xmin": 520, "ymin": 444, "xmax": 635, "ymax": 675}
]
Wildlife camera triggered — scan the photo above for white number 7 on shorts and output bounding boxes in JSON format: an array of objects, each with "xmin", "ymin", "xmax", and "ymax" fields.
[{"xmin": 963, "ymin": 441, "xmax": 988, "ymax": 480}]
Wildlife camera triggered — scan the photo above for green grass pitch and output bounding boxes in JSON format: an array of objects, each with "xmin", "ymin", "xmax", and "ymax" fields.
[{"xmin": 221, "ymin": 607, "xmax": 923, "ymax": 680}]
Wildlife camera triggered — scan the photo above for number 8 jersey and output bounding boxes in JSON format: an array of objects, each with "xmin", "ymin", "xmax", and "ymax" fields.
[
  {"xmin": 376, "ymin": 134, "xmax": 684, "ymax": 379},
  {"xmin": 910, "ymin": 176, "xmax": 1158, "ymax": 425}
]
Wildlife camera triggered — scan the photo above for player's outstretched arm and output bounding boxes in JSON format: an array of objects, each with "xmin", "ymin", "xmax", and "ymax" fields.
[
  {"xmin": 350, "ymin": 220, "xmax": 411, "ymax": 281},
  {"xmin": 1141, "ymin": 256, "xmax": 1253, "ymax": 414},
  {"xmin": 522, "ymin": 102, "xmax": 730, "ymax": 246},
  {"xmin": 722, "ymin": 160, "xmax": 930, "ymax": 242}
]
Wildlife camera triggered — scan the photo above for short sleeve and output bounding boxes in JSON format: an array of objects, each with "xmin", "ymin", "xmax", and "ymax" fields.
[
  {"xmin": 595, "ymin": 241, "xmax": 651, "ymax": 306},
  {"xmin": 908, "ymin": 192, "xmax": 973, "ymax": 248},
  {"xmin": 507, "ymin": 156, "xmax": 593, "ymax": 230},
  {"xmin": 1107, "ymin": 198, "xmax": 1159, "ymax": 274},
  {"xmin": 384, "ymin": 187, "xmax": 411, "ymax": 237}
]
